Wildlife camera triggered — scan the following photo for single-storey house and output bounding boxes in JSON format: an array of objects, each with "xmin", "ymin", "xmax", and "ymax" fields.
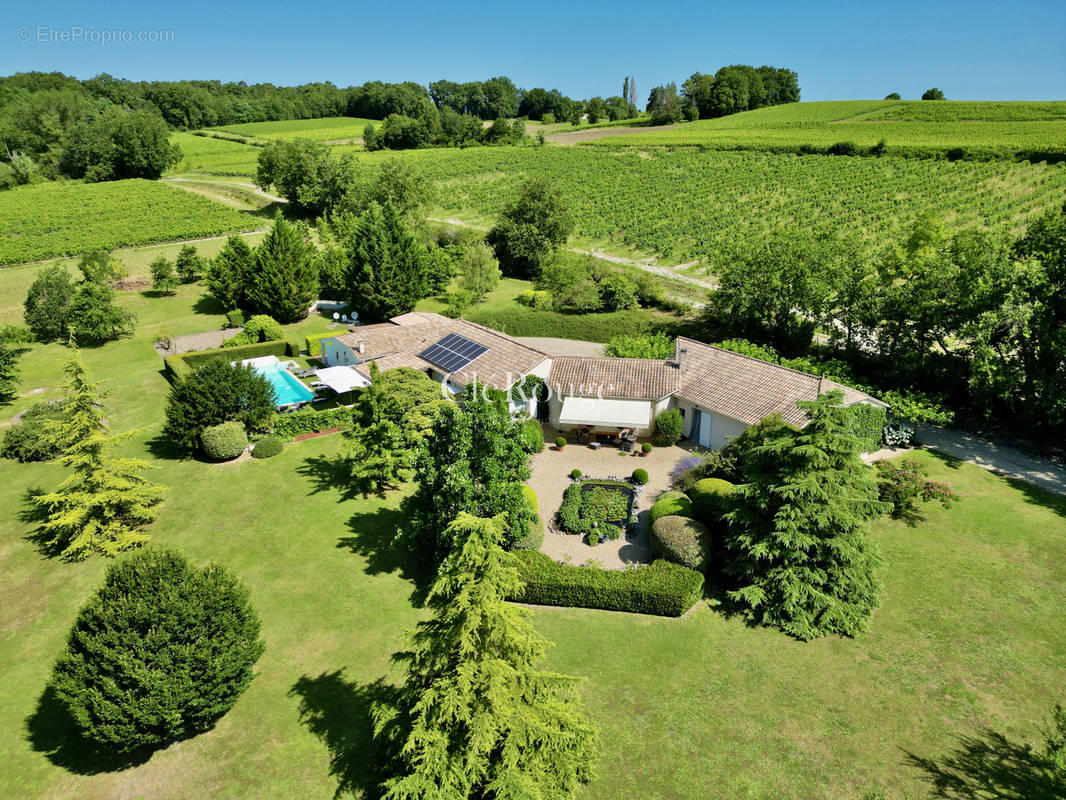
[{"xmin": 320, "ymin": 313, "xmax": 886, "ymax": 450}]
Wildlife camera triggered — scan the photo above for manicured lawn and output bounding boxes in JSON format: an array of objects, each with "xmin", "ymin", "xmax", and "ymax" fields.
[{"xmin": 2, "ymin": 285, "xmax": 1064, "ymax": 799}]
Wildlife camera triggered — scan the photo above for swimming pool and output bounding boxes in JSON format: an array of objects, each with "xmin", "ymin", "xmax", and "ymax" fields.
[{"xmin": 254, "ymin": 363, "xmax": 316, "ymax": 407}]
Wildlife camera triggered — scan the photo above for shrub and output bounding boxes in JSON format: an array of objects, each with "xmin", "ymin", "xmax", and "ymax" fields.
[
  {"xmin": 517, "ymin": 417, "xmax": 545, "ymax": 454},
  {"xmin": 688, "ymin": 478, "xmax": 734, "ymax": 525},
  {"xmin": 271, "ymin": 406, "xmax": 352, "ymax": 439},
  {"xmin": 164, "ymin": 359, "xmax": 275, "ymax": 451},
  {"xmin": 588, "ymin": 532, "xmax": 600, "ymax": 546},
  {"xmin": 225, "ymin": 309, "xmax": 246, "ymax": 328},
  {"xmin": 0, "ymin": 401, "xmax": 65, "ymax": 462},
  {"xmin": 648, "ymin": 491, "xmax": 693, "ymax": 525},
  {"xmin": 555, "ymin": 436, "xmax": 566, "ymax": 449},
  {"xmin": 631, "ymin": 467, "xmax": 649, "ymax": 485},
  {"xmin": 223, "ymin": 315, "xmax": 284, "ymax": 347},
  {"xmin": 827, "ymin": 141, "xmax": 860, "ymax": 156},
  {"xmin": 24, "ymin": 265, "xmax": 75, "ymax": 342},
  {"xmin": 570, "ymin": 468, "xmax": 582, "ymax": 480},
  {"xmin": 642, "ymin": 442, "xmax": 653, "ymax": 454},
  {"xmin": 650, "ymin": 515, "xmax": 711, "ymax": 572},
  {"xmin": 50, "ymin": 547, "xmax": 264, "ymax": 753},
  {"xmin": 875, "ymin": 458, "xmax": 958, "ymax": 523},
  {"xmin": 513, "ymin": 484, "xmax": 544, "ymax": 551},
  {"xmin": 200, "ymin": 421, "xmax": 249, "ymax": 461},
  {"xmin": 516, "ymin": 289, "xmax": 554, "ymax": 311},
  {"xmin": 251, "ymin": 435, "xmax": 283, "ymax": 459},
  {"xmin": 508, "ymin": 551, "xmax": 704, "ymax": 617},
  {"xmin": 652, "ymin": 408, "xmax": 683, "ymax": 446},
  {"xmin": 883, "ymin": 421, "xmax": 915, "ymax": 447}
]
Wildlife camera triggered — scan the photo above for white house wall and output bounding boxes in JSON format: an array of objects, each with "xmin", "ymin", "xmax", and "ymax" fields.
[
  {"xmin": 675, "ymin": 397, "xmax": 748, "ymax": 450},
  {"xmin": 322, "ymin": 339, "xmax": 358, "ymax": 367}
]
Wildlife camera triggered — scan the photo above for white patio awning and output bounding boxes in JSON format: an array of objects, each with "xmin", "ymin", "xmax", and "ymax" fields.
[
  {"xmin": 314, "ymin": 366, "xmax": 371, "ymax": 393},
  {"xmin": 558, "ymin": 396, "xmax": 652, "ymax": 428}
]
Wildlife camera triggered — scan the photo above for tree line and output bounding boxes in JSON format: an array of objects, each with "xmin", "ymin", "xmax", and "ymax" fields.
[
  {"xmin": 701, "ymin": 202, "xmax": 1066, "ymax": 439},
  {"xmin": 645, "ymin": 65, "xmax": 800, "ymax": 124}
]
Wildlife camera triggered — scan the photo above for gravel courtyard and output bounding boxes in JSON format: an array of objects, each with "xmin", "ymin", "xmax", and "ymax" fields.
[{"xmin": 527, "ymin": 427, "xmax": 697, "ymax": 569}]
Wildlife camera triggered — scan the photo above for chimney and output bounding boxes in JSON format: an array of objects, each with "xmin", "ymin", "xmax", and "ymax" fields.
[{"xmin": 357, "ymin": 340, "xmax": 365, "ymax": 355}]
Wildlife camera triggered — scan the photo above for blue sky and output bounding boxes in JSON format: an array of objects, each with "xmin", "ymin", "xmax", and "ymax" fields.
[{"xmin": 5, "ymin": 0, "xmax": 1065, "ymax": 102}]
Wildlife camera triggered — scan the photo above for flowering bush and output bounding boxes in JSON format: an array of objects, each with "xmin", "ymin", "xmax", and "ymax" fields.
[{"xmin": 875, "ymin": 458, "xmax": 958, "ymax": 524}]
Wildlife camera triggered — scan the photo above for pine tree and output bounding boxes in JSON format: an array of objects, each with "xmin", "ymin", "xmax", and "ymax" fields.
[
  {"xmin": 347, "ymin": 362, "xmax": 407, "ymax": 497},
  {"xmin": 374, "ymin": 513, "xmax": 598, "ymax": 800},
  {"xmin": 205, "ymin": 234, "xmax": 254, "ymax": 311},
  {"xmin": 174, "ymin": 244, "xmax": 206, "ymax": 283},
  {"xmin": 246, "ymin": 212, "xmax": 319, "ymax": 323},
  {"xmin": 724, "ymin": 390, "xmax": 887, "ymax": 640},
  {"xmin": 346, "ymin": 201, "xmax": 431, "ymax": 322},
  {"xmin": 33, "ymin": 347, "xmax": 164, "ymax": 560}
]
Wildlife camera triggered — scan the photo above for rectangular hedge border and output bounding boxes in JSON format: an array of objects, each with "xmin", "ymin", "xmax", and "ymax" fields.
[
  {"xmin": 507, "ymin": 551, "xmax": 704, "ymax": 617},
  {"xmin": 272, "ymin": 406, "xmax": 353, "ymax": 440},
  {"xmin": 164, "ymin": 339, "xmax": 299, "ymax": 381}
]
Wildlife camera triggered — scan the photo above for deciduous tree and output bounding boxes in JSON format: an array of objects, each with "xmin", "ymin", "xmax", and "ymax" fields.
[{"xmin": 488, "ymin": 176, "xmax": 574, "ymax": 279}]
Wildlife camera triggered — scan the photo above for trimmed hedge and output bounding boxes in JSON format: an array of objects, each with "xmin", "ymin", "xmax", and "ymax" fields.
[
  {"xmin": 631, "ymin": 467, "xmax": 649, "ymax": 485},
  {"xmin": 648, "ymin": 491, "xmax": 693, "ymax": 526},
  {"xmin": 508, "ymin": 551, "xmax": 704, "ymax": 617},
  {"xmin": 847, "ymin": 402, "xmax": 888, "ymax": 452},
  {"xmin": 651, "ymin": 515, "xmax": 711, "ymax": 572},
  {"xmin": 689, "ymin": 478, "xmax": 734, "ymax": 525},
  {"xmin": 271, "ymin": 406, "xmax": 352, "ymax": 440},
  {"xmin": 305, "ymin": 332, "xmax": 338, "ymax": 357},
  {"xmin": 251, "ymin": 436, "xmax": 284, "ymax": 459},
  {"xmin": 201, "ymin": 421, "xmax": 248, "ymax": 461},
  {"xmin": 164, "ymin": 339, "xmax": 298, "ymax": 381}
]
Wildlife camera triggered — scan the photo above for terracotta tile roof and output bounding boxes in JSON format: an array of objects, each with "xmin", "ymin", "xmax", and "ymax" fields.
[
  {"xmin": 333, "ymin": 317, "xmax": 549, "ymax": 390},
  {"xmin": 673, "ymin": 337, "xmax": 881, "ymax": 427},
  {"xmin": 351, "ymin": 351, "xmax": 434, "ymax": 380},
  {"xmin": 548, "ymin": 356, "xmax": 681, "ymax": 400}
]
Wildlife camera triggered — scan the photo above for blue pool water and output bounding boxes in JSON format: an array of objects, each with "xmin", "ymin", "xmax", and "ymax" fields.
[{"xmin": 255, "ymin": 363, "xmax": 316, "ymax": 406}]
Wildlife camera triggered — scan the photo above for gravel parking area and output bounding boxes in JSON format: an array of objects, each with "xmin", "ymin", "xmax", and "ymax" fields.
[{"xmin": 527, "ymin": 427, "xmax": 697, "ymax": 569}]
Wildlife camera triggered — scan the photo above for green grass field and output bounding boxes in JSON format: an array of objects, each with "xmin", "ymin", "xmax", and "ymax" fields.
[
  {"xmin": 591, "ymin": 100, "xmax": 1066, "ymax": 158},
  {"xmin": 206, "ymin": 116, "xmax": 379, "ymax": 143},
  {"xmin": 0, "ymin": 179, "xmax": 264, "ymax": 266},
  {"xmin": 1, "ymin": 282, "xmax": 1064, "ymax": 799}
]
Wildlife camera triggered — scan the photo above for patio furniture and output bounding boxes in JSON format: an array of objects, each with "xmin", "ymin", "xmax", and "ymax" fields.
[{"xmin": 589, "ymin": 441, "xmax": 602, "ymax": 450}]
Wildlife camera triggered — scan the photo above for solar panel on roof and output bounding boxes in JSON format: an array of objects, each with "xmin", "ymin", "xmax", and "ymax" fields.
[{"xmin": 417, "ymin": 333, "xmax": 488, "ymax": 373}]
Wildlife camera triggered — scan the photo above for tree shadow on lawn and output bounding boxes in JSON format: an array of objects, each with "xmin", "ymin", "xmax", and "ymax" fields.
[
  {"xmin": 1004, "ymin": 475, "xmax": 1066, "ymax": 520},
  {"xmin": 289, "ymin": 670, "xmax": 398, "ymax": 800},
  {"xmin": 145, "ymin": 432, "xmax": 190, "ymax": 461},
  {"xmin": 192, "ymin": 294, "xmax": 227, "ymax": 317},
  {"xmin": 339, "ymin": 507, "xmax": 431, "ymax": 607},
  {"xmin": 904, "ymin": 727, "xmax": 1066, "ymax": 800},
  {"xmin": 26, "ymin": 684, "xmax": 154, "ymax": 775}
]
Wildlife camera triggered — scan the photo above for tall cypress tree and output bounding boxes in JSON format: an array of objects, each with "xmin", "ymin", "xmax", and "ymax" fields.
[
  {"xmin": 724, "ymin": 390, "xmax": 887, "ymax": 640},
  {"xmin": 204, "ymin": 234, "xmax": 254, "ymax": 312},
  {"xmin": 33, "ymin": 347, "xmax": 164, "ymax": 560},
  {"xmin": 246, "ymin": 212, "xmax": 318, "ymax": 323},
  {"xmin": 346, "ymin": 200, "xmax": 431, "ymax": 322},
  {"xmin": 374, "ymin": 512, "xmax": 598, "ymax": 800}
]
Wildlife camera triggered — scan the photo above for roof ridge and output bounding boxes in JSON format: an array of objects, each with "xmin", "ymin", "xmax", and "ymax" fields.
[{"xmin": 677, "ymin": 336, "xmax": 828, "ymax": 385}]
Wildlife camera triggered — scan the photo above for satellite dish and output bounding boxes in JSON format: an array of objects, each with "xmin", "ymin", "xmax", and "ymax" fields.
[
  {"xmin": 332, "ymin": 312, "xmax": 340, "ymax": 320},
  {"xmin": 350, "ymin": 311, "xmax": 358, "ymax": 321},
  {"xmin": 341, "ymin": 314, "xmax": 349, "ymax": 322}
]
